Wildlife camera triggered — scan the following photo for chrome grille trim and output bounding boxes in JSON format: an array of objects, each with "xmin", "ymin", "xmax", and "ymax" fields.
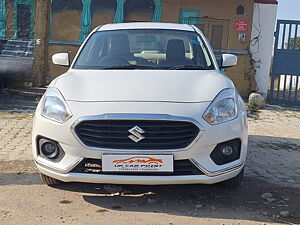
[{"xmin": 71, "ymin": 114, "xmax": 204, "ymax": 152}]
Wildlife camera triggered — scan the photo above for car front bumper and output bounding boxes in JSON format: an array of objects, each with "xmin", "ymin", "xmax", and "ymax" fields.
[
  {"xmin": 32, "ymin": 101, "xmax": 248, "ymax": 185},
  {"xmin": 36, "ymin": 160, "xmax": 244, "ymax": 185}
]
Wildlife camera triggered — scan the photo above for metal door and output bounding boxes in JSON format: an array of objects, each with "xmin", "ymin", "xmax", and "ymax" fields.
[{"xmin": 269, "ymin": 20, "xmax": 300, "ymax": 106}]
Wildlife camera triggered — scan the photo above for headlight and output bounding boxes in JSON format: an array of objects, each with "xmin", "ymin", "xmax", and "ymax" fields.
[
  {"xmin": 203, "ymin": 89, "xmax": 238, "ymax": 125},
  {"xmin": 41, "ymin": 87, "xmax": 72, "ymax": 123}
]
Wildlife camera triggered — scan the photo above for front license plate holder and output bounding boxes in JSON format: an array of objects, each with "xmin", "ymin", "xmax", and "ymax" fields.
[{"xmin": 102, "ymin": 155, "xmax": 174, "ymax": 173}]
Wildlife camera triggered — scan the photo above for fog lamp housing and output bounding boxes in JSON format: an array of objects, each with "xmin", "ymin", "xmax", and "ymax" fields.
[
  {"xmin": 210, "ymin": 139, "xmax": 241, "ymax": 165},
  {"xmin": 37, "ymin": 137, "xmax": 65, "ymax": 162}
]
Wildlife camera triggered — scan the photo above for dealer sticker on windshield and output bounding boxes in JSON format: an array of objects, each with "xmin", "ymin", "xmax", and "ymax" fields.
[{"xmin": 102, "ymin": 155, "xmax": 174, "ymax": 173}]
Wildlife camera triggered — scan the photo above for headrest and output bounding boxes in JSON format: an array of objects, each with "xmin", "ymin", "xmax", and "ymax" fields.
[
  {"xmin": 166, "ymin": 39, "xmax": 186, "ymax": 61},
  {"xmin": 110, "ymin": 35, "xmax": 130, "ymax": 56}
]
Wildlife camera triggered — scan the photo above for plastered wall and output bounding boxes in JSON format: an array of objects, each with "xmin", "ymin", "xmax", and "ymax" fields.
[{"xmin": 46, "ymin": 0, "xmax": 256, "ymax": 97}]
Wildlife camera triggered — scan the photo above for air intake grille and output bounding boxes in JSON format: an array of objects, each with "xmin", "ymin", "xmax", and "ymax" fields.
[
  {"xmin": 74, "ymin": 120, "xmax": 200, "ymax": 150},
  {"xmin": 71, "ymin": 158, "xmax": 204, "ymax": 176}
]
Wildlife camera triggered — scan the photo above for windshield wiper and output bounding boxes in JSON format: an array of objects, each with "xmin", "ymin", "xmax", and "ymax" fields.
[
  {"xmin": 101, "ymin": 64, "xmax": 155, "ymax": 70},
  {"xmin": 168, "ymin": 65, "xmax": 213, "ymax": 70}
]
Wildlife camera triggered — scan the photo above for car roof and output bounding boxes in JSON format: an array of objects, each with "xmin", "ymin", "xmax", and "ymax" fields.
[{"xmin": 97, "ymin": 22, "xmax": 195, "ymax": 32}]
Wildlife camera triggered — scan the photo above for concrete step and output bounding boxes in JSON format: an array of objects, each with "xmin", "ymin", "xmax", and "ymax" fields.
[
  {"xmin": 1, "ymin": 50, "xmax": 34, "ymax": 58},
  {"xmin": 0, "ymin": 38, "xmax": 35, "ymax": 59},
  {"xmin": 1, "ymin": 88, "xmax": 46, "ymax": 99},
  {"xmin": 6, "ymin": 39, "xmax": 35, "ymax": 47},
  {"xmin": 3, "ymin": 44, "xmax": 34, "ymax": 51}
]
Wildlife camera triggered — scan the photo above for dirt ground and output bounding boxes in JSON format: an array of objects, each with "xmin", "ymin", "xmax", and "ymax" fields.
[{"xmin": 0, "ymin": 96, "xmax": 299, "ymax": 225}]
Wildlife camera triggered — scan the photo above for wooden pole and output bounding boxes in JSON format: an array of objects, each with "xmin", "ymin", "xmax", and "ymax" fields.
[{"xmin": 32, "ymin": 0, "xmax": 51, "ymax": 87}]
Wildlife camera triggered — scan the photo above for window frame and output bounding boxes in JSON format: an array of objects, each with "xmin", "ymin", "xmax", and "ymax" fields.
[{"xmin": 179, "ymin": 9, "xmax": 200, "ymax": 25}]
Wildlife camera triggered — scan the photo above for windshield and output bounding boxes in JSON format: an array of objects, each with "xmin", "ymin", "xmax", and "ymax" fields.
[{"xmin": 73, "ymin": 29, "xmax": 215, "ymax": 70}]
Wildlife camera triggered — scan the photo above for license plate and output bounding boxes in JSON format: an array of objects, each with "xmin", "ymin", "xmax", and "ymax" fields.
[{"xmin": 102, "ymin": 155, "xmax": 174, "ymax": 173}]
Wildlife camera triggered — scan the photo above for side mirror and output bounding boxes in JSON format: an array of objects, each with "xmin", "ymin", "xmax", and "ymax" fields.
[
  {"xmin": 219, "ymin": 54, "xmax": 237, "ymax": 69},
  {"xmin": 52, "ymin": 53, "xmax": 70, "ymax": 67}
]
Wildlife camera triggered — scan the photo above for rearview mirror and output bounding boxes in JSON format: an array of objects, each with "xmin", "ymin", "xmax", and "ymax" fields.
[
  {"xmin": 219, "ymin": 54, "xmax": 237, "ymax": 69},
  {"xmin": 52, "ymin": 53, "xmax": 70, "ymax": 67}
]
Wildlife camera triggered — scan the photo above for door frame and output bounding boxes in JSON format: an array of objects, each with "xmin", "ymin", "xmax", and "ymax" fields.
[
  {"xmin": 196, "ymin": 18, "xmax": 230, "ymax": 50},
  {"xmin": 13, "ymin": 0, "xmax": 35, "ymax": 39}
]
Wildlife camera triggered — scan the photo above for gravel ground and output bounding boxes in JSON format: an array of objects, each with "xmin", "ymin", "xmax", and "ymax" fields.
[{"xmin": 0, "ymin": 97, "xmax": 299, "ymax": 225}]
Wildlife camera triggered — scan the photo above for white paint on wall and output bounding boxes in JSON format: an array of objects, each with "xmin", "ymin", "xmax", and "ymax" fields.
[{"xmin": 250, "ymin": 3, "xmax": 278, "ymax": 97}]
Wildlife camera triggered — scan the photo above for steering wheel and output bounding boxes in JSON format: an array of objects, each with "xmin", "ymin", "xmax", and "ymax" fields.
[
  {"xmin": 98, "ymin": 56, "xmax": 129, "ymax": 66},
  {"xmin": 135, "ymin": 57, "xmax": 156, "ymax": 66}
]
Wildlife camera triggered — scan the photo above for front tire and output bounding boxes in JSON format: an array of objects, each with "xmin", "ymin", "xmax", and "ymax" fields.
[
  {"xmin": 40, "ymin": 173, "xmax": 62, "ymax": 186},
  {"xmin": 221, "ymin": 168, "xmax": 244, "ymax": 188}
]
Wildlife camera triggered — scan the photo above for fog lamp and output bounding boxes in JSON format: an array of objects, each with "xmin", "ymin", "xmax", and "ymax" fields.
[
  {"xmin": 38, "ymin": 137, "xmax": 65, "ymax": 161},
  {"xmin": 222, "ymin": 146, "xmax": 233, "ymax": 156},
  {"xmin": 41, "ymin": 142, "xmax": 58, "ymax": 159},
  {"xmin": 210, "ymin": 139, "xmax": 241, "ymax": 165}
]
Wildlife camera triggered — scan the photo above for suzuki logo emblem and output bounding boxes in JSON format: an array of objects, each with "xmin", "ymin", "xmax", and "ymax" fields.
[{"xmin": 128, "ymin": 126, "xmax": 145, "ymax": 143}]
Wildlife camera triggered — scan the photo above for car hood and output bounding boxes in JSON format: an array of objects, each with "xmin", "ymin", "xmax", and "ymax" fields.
[{"xmin": 53, "ymin": 70, "xmax": 229, "ymax": 102}]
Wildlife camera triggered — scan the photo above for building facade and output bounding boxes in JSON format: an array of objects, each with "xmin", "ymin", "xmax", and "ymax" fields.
[{"xmin": 0, "ymin": 0, "xmax": 278, "ymax": 97}]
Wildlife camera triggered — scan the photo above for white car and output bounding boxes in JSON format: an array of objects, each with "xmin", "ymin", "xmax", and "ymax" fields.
[{"xmin": 32, "ymin": 23, "xmax": 248, "ymax": 187}]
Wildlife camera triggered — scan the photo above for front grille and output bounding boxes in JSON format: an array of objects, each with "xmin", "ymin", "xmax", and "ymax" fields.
[
  {"xmin": 74, "ymin": 120, "xmax": 200, "ymax": 150},
  {"xmin": 71, "ymin": 158, "xmax": 204, "ymax": 176}
]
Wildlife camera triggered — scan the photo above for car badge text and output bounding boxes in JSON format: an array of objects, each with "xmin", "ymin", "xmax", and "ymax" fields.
[{"xmin": 128, "ymin": 126, "xmax": 145, "ymax": 143}]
